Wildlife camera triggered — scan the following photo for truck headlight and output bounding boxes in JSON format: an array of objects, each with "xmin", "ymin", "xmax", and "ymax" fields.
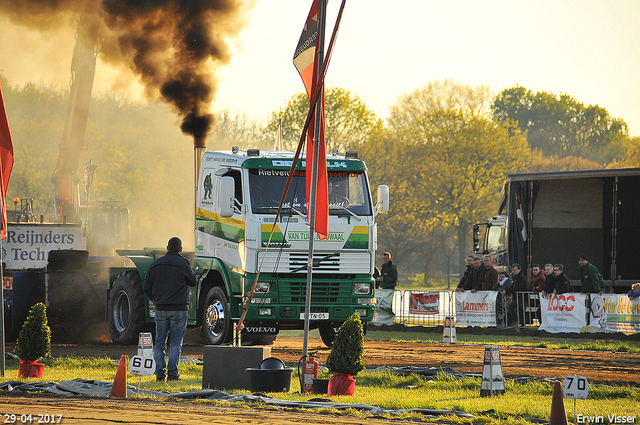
[
  {"xmin": 258, "ymin": 307, "xmax": 272, "ymax": 316},
  {"xmin": 255, "ymin": 282, "xmax": 271, "ymax": 293},
  {"xmin": 354, "ymin": 283, "xmax": 371, "ymax": 295},
  {"xmin": 355, "ymin": 308, "xmax": 368, "ymax": 317}
]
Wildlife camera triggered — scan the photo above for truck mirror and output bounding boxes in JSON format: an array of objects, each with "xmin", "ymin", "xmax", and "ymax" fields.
[
  {"xmin": 472, "ymin": 224, "xmax": 480, "ymax": 253},
  {"xmin": 219, "ymin": 176, "xmax": 235, "ymax": 217},
  {"xmin": 375, "ymin": 185, "xmax": 389, "ymax": 215}
]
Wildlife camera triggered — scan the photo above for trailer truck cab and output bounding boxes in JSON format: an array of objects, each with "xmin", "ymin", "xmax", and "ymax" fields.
[{"xmin": 108, "ymin": 149, "xmax": 389, "ymax": 347}]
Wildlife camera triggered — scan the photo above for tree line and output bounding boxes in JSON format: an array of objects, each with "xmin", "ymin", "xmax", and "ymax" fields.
[{"xmin": 2, "ymin": 75, "xmax": 638, "ymax": 283}]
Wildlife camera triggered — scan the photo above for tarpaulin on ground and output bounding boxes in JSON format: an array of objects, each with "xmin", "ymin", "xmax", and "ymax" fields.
[{"xmin": 0, "ymin": 378, "xmax": 474, "ymax": 419}]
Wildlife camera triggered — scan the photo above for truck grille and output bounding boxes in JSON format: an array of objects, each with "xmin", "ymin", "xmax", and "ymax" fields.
[
  {"xmin": 277, "ymin": 279, "xmax": 357, "ymax": 304},
  {"xmin": 257, "ymin": 251, "xmax": 371, "ymax": 274}
]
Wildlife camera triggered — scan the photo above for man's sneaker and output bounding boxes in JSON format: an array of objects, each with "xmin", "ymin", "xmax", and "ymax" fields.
[
  {"xmin": 156, "ymin": 375, "xmax": 165, "ymax": 382},
  {"xmin": 167, "ymin": 376, "xmax": 180, "ymax": 381}
]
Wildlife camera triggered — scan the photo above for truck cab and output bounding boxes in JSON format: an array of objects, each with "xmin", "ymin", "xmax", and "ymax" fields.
[{"xmin": 107, "ymin": 149, "xmax": 389, "ymax": 347}]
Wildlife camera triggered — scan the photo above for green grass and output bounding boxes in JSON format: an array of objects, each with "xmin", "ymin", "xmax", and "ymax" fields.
[
  {"xmin": 364, "ymin": 329, "xmax": 640, "ymax": 353},
  {"xmin": 3, "ymin": 356, "xmax": 639, "ymax": 424}
]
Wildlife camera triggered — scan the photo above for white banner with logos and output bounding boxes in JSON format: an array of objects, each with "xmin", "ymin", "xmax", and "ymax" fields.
[
  {"xmin": 590, "ymin": 293, "xmax": 640, "ymax": 333},
  {"xmin": 455, "ymin": 291, "xmax": 497, "ymax": 327},
  {"xmin": 539, "ymin": 293, "xmax": 587, "ymax": 333}
]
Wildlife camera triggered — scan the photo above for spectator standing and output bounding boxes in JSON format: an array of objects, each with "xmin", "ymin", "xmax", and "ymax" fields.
[
  {"xmin": 456, "ymin": 256, "xmax": 474, "ymax": 292},
  {"xmin": 628, "ymin": 283, "xmax": 640, "ymax": 300},
  {"xmin": 468, "ymin": 257, "xmax": 486, "ymax": 292},
  {"xmin": 541, "ymin": 264, "xmax": 556, "ymax": 298},
  {"xmin": 507, "ymin": 263, "xmax": 528, "ymax": 326},
  {"xmin": 531, "ymin": 264, "xmax": 546, "ymax": 293},
  {"xmin": 144, "ymin": 237, "xmax": 197, "ymax": 382},
  {"xmin": 474, "ymin": 256, "xmax": 498, "ymax": 291},
  {"xmin": 578, "ymin": 253, "xmax": 604, "ymax": 294},
  {"xmin": 494, "ymin": 271, "xmax": 513, "ymax": 325},
  {"xmin": 376, "ymin": 252, "xmax": 398, "ymax": 290},
  {"xmin": 553, "ymin": 264, "xmax": 571, "ymax": 294}
]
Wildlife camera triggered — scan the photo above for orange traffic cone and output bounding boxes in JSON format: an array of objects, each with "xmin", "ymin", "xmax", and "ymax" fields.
[
  {"xmin": 109, "ymin": 355, "xmax": 128, "ymax": 398},
  {"xmin": 549, "ymin": 380, "xmax": 567, "ymax": 425}
]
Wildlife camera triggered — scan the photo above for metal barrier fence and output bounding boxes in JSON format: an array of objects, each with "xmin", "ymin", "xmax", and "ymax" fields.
[
  {"xmin": 391, "ymin": 290, "xmax": 455, "ymax": 326},
  {"xmin": 386, "ymin": 290, "xmax": 583, "ymax": 328}
]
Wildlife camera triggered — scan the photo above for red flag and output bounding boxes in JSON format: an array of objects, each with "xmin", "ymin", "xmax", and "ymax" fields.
[
  {"xmin": 0, "ymin": 81, "xmax": 15, "ymax": 240},
  {"xmin": 293, "ymin": 0, "xmax": 328, "ymax": 240}
]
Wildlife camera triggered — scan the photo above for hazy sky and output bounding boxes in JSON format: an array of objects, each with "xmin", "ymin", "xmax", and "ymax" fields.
[{"xmin": 1, "ymin": 0, "xmax": 639, "ymax": 137}]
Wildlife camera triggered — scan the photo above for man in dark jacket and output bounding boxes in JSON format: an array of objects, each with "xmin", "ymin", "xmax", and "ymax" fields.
[
  {"xmin": 468, "ymin": 257, "xmax": 485, "ymax": 291},
  {"xmin": 376, "ymin": 252, "xmax": 398, "ymax": 289},
  {"xmin": 578, "ymin": 253, "xmax": 604, "ymax": 294},
  {"xmin": 456, "ymin": 256, "xmax": 474, "ymax": 292},
  {"xmin": 553, "ymin": 264, "xmax": 571, "ymax": 294},
  {"xmin": 507, "ymin": 263, "xmax": 528, "ymax": 326},
  {"xmin": 474, "ymin": 256, "xmax": 498, "ymax": 291},
  {"xmin": 144, "ymin": 237, "xmax": 197, "ymax": 381}
]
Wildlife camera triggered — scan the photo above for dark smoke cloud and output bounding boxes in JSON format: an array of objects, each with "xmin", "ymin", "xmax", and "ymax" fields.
[{"xmin": 0, "ymin": 0, "xmax": 253, "ymax": 147}]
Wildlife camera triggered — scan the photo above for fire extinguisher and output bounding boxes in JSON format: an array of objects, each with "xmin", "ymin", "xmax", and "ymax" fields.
[{"xmin": 302, "ymin": 352, "xmax": 319, "ymax": 393}]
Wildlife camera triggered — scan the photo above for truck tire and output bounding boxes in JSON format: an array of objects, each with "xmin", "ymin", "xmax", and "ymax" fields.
[
  {"xmin": 202, "ymin": 287, "xmax": 230, "ymax": 345},
  {"xmin": 319, "ymin": 323, "xmax": 341, "ymax": 347},
  {"xmin": 109, "ymin": 270, "xmax": 146, "ymax": 345}
]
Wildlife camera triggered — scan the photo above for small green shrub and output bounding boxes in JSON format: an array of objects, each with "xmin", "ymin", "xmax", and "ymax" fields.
[
  {"xmin": 15, "ymin": 303, "xmax": 51, "ymax": 362},
  {"xmin": 326, "ymin": 313, "xmax": 365, "ymax": 376}
]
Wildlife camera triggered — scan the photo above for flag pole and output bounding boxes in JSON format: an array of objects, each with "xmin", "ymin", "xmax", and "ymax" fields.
[
  {"xmin": 302, "ymin": 0, "xmax": 327, "ymax": 360},
  {"xmin": 1, "ymin": 234, "xmax": 4, "ymax": 377}
]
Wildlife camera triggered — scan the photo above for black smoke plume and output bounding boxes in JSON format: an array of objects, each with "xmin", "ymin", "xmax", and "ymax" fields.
[{"xmin": 0, "ymin": 0, "xmax": 252, "ymax": 147}]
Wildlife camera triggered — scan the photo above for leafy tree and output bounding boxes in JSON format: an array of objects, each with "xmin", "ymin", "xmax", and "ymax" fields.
[
  {"xmin": 607, "ymin": 136, "xmax": 640, "ymax": 168},
  {"xmin": 493, "ymin": 86, "xmax": 630, "ymax": 162},
  {"xmin": 385, "ymin": 80, "xmax": 530, "ymax": 271},
  {"xmin": 264, "ymin": 87, "xmax": 382, "ymax": 153},
  {"xmin": 209, "ymin": 110, "xmax": 268, "ymax": 151}
]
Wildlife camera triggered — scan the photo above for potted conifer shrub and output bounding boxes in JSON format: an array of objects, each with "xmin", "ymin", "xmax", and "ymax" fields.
[
  {"xmin": 325, "ymin": 312, "xmax": 365, "ymax": 395},
  {"xmin": 15, "ymin": 303, "xmax": 51, "ymax": 378}
]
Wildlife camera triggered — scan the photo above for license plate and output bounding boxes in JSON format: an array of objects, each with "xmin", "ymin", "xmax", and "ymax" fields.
[{"xmin": 300, "ymin": 312, "xmax": 329, "ymax": 320}]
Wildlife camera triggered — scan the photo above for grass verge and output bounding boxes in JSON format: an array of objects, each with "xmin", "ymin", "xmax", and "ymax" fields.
[{"xmin": 2, "ymin": 356, "xmax": 638, "ymax": 424}]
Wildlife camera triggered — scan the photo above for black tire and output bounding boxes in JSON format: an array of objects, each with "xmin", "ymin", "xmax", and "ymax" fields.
[
  {"xmin": 108, "ymin": 270, "xmax": 147, "ymax": 344},
  {"xmin": 319, "ymin": 323, "xmax": 341, "ymax": 347},
  {"xmin": 202, "ymin": 287, "xmax": 230, "ymax": 345}
]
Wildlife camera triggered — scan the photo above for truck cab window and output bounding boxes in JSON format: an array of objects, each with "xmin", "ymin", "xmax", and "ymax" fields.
[
  {"xmin": 486, "ymin": 224, "xmax": 506, "ymax": 253},
  {"xmin": 223, "ymin": 169, "xmax": 243, "ymax": 205}
]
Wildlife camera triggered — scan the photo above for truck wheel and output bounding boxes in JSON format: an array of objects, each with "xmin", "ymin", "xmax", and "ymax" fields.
[
  {"xmin": 319, "ymin": 324, "xmax": 341, "ymax": 347},
  {"xmin": 202, "ymin": 287, "xmax": 230, "ymax": 345},
  {"xmin": 109, "ymin": 270, "xmax": 146, "ymax": 345}
]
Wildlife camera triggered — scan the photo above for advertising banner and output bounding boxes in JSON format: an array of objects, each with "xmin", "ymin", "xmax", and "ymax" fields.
[
  {"xmin": 455, "ymin": 291, "xmax": 497, "ymax": 327},
  {"xmin": 3, "ymin": 224, "xmax": 87, "ymax": 269},
  {"xmin": 539, "ymin": 293, "xmax": 587, "ymax": 333},
  {"xmin": 594, "ymin": 293, "xmax": 640, "ymax": 333},
  {"xmin": 409, "ymin": 292, "xmax": 439, "ymax": 315}
]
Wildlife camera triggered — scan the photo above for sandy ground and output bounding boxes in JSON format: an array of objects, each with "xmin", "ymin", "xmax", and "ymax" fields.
[{"xmin": 2, "ymin": 328, "xmax": 639, "ymax": 424}]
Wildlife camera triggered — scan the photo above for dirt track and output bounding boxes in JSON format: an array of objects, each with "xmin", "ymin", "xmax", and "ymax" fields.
[
  {"xmin": 18, "ymin": 329, "xmax": 640, "ymax": 386},
  {"xmin": 2, "ymin": 328, "xmax": 639, "ymax": 424}
]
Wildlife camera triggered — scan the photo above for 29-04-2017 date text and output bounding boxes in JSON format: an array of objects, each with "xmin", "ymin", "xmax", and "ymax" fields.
[{"xmin": 3, "ymin": 414, "xmax": 63, "ymax": 424}]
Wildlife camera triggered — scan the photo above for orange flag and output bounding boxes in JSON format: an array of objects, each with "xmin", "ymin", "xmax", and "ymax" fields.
[
  {"xmin": 293, "ymin": 0, "xmax": 328, "ymax": 240},
  {"xmin": 0, "ymin": 81, "xmax": 15, "ymax": 240}
]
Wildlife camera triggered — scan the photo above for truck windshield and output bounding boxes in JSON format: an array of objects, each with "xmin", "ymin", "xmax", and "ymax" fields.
[
  {"xmin": 486, "ymin": 223, "xmax": 506, "ymax": 253},
  {"xmin": 248, "ymin": 169, "xmax": 372, "ymax": 216}
]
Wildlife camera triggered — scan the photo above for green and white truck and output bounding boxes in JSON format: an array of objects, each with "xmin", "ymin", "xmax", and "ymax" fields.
[{"xmin": 107, "ymin": 148, "xmax": 388, "ymax": 347}]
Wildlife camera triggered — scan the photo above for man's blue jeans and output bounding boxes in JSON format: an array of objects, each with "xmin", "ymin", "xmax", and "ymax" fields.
[{"xmin": 154, "ymin": 310, "xmax": 188, "ymax": 380}]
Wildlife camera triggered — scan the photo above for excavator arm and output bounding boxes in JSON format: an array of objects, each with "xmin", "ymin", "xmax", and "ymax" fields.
[{"xmin": 52, "ymin": 2, "xmax": 99, "ymax": 223}]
